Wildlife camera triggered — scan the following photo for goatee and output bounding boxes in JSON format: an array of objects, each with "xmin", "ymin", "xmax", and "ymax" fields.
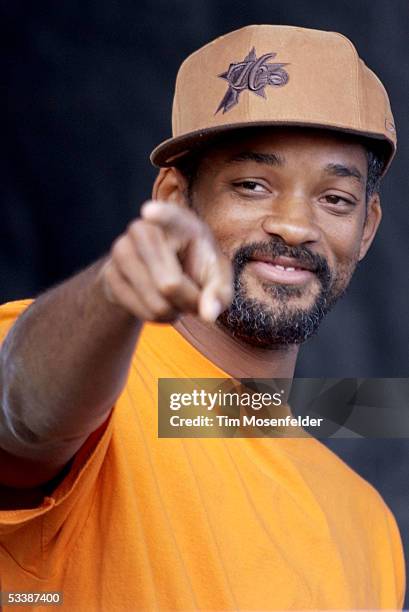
[{"xmin": 217, "ymin": 240, "xmax": 356, "ymax": 347}]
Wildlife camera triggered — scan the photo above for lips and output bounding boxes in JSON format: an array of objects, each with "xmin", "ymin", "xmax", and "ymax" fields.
[
  {"xmin": 247, "ymin": 255, "xmax": 316, "ymax": 285},
  {"xmin": 250, "ymin": 255, "xmax": 316, "ymax": 272}
]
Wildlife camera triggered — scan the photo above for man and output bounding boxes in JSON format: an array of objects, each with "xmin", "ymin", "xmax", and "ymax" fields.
[{"xmin": 0, "ymin": 24, "xmax": 405, "ymax": 610}]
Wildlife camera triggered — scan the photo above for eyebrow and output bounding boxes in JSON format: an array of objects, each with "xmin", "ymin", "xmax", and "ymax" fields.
[
  {"xmin": 227, "ymin": 151, "xmax": 284, "ymax": 166},
  {"xmin": 324, "ymin": 163, "xmax": 364, "ymax": 183},
  {"xmin": 226, "ymin": 152, "xmax": 364, "ymax": 184}
]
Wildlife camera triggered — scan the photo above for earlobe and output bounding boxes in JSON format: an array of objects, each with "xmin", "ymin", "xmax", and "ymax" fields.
[
  {"xmin": 358, "ymin": 194, "xmax": 382, "ymax": 261},
  {"xmin": 152, "ymin": 167, "xmax": 189, "ymax": 206}
]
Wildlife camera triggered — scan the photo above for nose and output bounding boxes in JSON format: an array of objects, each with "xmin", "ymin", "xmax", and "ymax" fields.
[{"xmin": 261, "ymin": 195, "xmax": 321, "ymax": 246}]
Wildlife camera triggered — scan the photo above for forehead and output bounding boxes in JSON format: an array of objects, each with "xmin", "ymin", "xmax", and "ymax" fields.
[{"xmin": 198, "ymin": 127, "xmax": 368, "ymax": 171}]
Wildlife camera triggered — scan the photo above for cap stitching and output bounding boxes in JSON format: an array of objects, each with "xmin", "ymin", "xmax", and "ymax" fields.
[
  {"xmin": 331, "ymin": 32, "xmax": 361, "ymax": 128},
  {"xmin": 177, "ymin": 25, "xmax": 338, "ymax": 76}
]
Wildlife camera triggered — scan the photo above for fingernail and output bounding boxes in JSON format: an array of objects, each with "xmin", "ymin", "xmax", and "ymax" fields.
[
  {"xmin": 204, "ymin": 299, "xmax": 222, "ymax": 322},
  {"xmin": 141, "ymin": 201, "xmax": 162, "ymax": 216}
]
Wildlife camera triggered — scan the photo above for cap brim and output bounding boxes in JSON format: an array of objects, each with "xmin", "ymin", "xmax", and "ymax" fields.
[{"xmin": 150, "ymin": 121, "xmax": 396, "ymax": 176}]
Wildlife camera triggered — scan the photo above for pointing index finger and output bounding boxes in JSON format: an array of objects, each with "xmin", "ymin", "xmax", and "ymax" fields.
[
  {"xmin": 140, "ymin": 201, "xmax": 202, "ymax": 238},
  {"xmin": 198, "ymin": 254, "xmax": 234, "ymax": 322},
  {"xmin": 140, "ymin": 200, "xmax": 234, "ymax": 322}
]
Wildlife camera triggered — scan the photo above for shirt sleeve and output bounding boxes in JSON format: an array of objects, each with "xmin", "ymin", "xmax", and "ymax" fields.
[
  {"xmin": 384, "ymin": 502, "xmax": 407, "ymax": 609},
  {"xmin": 0, "ymin": 299, "xmax": 116, "ymax": 577}
]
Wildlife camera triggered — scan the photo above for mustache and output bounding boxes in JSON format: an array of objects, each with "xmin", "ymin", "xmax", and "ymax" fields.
[{"xmin": 232, "ymin": 240, "xmax": 332, "ymax": 287}]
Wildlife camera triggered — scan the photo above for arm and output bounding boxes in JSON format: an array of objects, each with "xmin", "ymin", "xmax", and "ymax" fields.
[
  {"xmin": 0, "ymin": 259, "xmax": 142, "ymax": 482},
  {"xmin": 0, "ymin": 201, "xmax": 233, "ymax": 487}
]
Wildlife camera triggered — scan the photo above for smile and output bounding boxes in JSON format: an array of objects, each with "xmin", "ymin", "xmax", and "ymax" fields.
[{"xmin": 247, "ymin": 257, "xmax": 316, "ymax": 285}]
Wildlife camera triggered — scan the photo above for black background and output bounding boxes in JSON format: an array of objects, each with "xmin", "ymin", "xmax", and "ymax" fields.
[{"xmin": 2, "ymin": 0, "xmax": 408, "ymax": 604}]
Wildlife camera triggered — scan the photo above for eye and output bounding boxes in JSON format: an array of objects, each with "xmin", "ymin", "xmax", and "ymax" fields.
[
  {"xmin": 321, "ymin": 194, "xmax": 355, "ymax": 207},
  {"xmin": 232, "ymin": 180, "xmax": 268, "ymax": 193}
]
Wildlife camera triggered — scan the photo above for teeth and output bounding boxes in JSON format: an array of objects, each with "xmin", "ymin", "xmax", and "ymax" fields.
[{"xmin": 273, "ymin": 264, "xmax": 296, "ymax": 271}]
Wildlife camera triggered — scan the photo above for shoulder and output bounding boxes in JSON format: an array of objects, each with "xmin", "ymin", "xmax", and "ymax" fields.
[
  {"xmin": 281, "ymin": 437, "xmax": 404, "ymax": 562},
  {"xmin": 0, "ymin": 299, "xmax": 33, "ymax": 338},
  {"xmin": 282, "ymin": 437, "xmax": 396, "ymax": 519},
  {"xmin": 304, "ymin": 439, "xmax": 406, "ymax": 603}
]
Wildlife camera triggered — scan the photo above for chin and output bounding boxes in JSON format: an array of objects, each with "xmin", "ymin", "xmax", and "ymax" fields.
[
  {"xmin": 253, "ymin": 278, "xmax": 322, "ymax": 310},
  {"xmin": 217, "ymin": 280, "xmax": 336, "ymax": 348}
]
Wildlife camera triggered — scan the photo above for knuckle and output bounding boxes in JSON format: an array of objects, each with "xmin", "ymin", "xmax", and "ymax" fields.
[
  {"xmin": 111, "ymin": 237, "xmax": 131, "ymax": 264},
  {"xmin": 151, "ymin": 301, "xmax": 173, "ymax": 319},
  {"xmin": 129, "ymin": 218, "xmax": 162, "ymax": 242},
  {"xmin": 157, "ymin": 275, "xmax": 183, "ymax": 297},
  {"xmin": 128, "ymin": 219, "xmax": 146, "ymax": 238}
]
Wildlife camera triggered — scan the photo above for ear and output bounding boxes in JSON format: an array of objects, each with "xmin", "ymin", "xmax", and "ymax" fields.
[
  {"xmin": 358, "ymin": 194, "xmax": 382, "ymax": 261},
  {"xmin": 152, "ymin": 167, "xmax": 189, "ymax": 207}
]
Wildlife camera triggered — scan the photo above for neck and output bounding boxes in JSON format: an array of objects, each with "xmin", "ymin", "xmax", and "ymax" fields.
[{"xmin": 172, "ymin": 314, "xmax": 299, "ymax": 379}]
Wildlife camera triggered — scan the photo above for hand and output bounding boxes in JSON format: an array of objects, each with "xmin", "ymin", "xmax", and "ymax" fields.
[{"xmin": 100, "ymin": 201, "xmax": 234, "ymax": 323}]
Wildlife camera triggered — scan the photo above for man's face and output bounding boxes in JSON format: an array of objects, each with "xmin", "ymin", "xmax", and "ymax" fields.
[{"xmin": 186, "ymin": 128, "xmax": 378, "ymax": 347}]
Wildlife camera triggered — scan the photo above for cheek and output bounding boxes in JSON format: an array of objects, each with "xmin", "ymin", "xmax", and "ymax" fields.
[
  {"xmin": 198, "ymin": 204, "xmax": 254, "ymax": 257},
  {"xmin": 326, "ymin": 222, "xmax": 364, "ymax": 272}
]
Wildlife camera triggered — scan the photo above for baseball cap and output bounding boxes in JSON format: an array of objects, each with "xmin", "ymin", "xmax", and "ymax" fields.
[{"xmin": 150, "ymin": 25, "xmax": 396, "ymax": 175}]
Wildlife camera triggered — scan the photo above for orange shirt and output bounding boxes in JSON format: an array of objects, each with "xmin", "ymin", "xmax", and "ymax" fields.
[{"xmin": 0, "ymin": 300, "xmax": 405, "ymax": 610}]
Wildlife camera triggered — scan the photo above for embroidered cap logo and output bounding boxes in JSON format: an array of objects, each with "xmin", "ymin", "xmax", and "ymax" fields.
[{"xmin": 216, "ymin": 47, "xmax": 289, "ymax": 114}]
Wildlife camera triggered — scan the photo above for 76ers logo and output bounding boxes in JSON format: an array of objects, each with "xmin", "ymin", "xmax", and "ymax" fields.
[{"xmin": 216, "ymin": 47, "xmax": 289, "ymax": 114}]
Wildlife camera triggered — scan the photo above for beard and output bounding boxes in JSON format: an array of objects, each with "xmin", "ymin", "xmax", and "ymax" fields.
[{"xmin": 216, "ymin": 240, "xmax": 358, "ymax": 348}]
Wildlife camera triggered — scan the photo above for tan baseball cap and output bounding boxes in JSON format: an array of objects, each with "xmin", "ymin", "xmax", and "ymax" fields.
[{"xmin": 150, "ymin": 25, "xmax": 396, "ymax": 175}]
